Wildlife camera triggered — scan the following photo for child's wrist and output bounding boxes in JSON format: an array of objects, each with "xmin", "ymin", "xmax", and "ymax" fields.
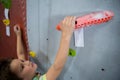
[
  {"xmin": 62, "ymin": 33, "xmax": 72, "ymax": 40},
  {"xmin": 17, "ymin": 34, "xmax": 21, "ymax": 38}
]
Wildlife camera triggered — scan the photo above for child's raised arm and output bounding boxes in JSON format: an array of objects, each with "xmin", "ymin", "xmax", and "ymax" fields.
[
  {"xmin": 14, "ymin": 24, "xmax": 26, "ymax": 60},
  {"xmin": 46, "ymin": 16, "xmax": 76, "ymax": 80}
]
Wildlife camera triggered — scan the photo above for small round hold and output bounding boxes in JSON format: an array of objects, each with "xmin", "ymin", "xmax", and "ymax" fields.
[{"xmin": 101, "ymin": 68, "xmax": 105, "ymax": 71}]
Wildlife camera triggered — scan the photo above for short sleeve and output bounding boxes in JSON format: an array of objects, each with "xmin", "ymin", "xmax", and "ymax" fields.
[{"xmin": 39, "ymin": 74, "xmax": 47, "ymax": 80}]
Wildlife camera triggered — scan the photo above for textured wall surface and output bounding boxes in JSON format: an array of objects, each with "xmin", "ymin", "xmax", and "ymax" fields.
[{"xmin": 27, "ymin": 0, "xmax": 120, "ymax": 80}]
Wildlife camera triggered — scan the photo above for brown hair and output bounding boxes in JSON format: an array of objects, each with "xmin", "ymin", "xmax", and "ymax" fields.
[{"xmin": 0, "ymin": 58, "xmax": 22, "ymax": 80}]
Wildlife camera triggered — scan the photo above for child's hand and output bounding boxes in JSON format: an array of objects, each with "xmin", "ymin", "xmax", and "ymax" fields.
[
  {"xmin": 14, "ymin": 24, "xmax": 21, "ymax": 37},
  {"xmin": 60, "ymin": 16, "xmax": 76, "ymax": 38}
]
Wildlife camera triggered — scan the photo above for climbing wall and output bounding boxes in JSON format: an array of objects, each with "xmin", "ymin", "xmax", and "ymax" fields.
[
  {"xmin": 0, "ymin": 0, "xmax": 28, "ymax": 59},
  {"xmin": 27, "ymin": 0, "xmax": 120, "ymax": 80}
]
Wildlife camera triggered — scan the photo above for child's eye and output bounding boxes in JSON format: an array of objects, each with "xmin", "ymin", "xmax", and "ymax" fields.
[
  {"xmin": 22, "ymin": 65, "xmax": 24, "ymax": 69},
  {"xmin": 20, "ymin": 64, "xmax": 24, "ymax": 72}
]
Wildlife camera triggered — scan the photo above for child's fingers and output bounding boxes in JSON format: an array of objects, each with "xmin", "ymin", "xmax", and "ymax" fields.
[
  {"xmin": 60, "ymin": 16, "xmax": 76, "ymax": 30},
  {"xmin": 65, "ymin": 16, "xmax": 71, "ymax": 25},
  {"xmin": 14, "ymin": 25, "xmax": 17, "ymax": 32},
  {"xmin": 72, "ymin": 16, "xmax": 76, "ymax": 26},
  {"xmin": 73, "ymin": 16, "xmax": 76, "ymax": 22},
  {"xmin": 62, "ymin": 16, "xmax": 68, "ymax": 24},
  {"xmin": 69, "ymin": 16, "xmax": 73, "ymax": 22},
  {"xmin": 66, "ymin": 16, "xmax": 75, "ymax": 26},
  {"xmin": 14, "ymin": 24, "xmax": 21, "ymax": 32},
  {"xmin": 60, "ymin": 17, "xmax": 68, "ymax": 28}
]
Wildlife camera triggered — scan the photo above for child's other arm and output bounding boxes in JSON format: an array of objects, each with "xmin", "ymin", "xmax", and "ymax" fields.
[{"xmin": 14, "ymin": 25, "xmax": 26, "ymax": 60}]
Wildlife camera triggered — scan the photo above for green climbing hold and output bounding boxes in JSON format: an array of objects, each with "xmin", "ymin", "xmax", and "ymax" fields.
[
  {"xmin": 0, "ymin": 0, "xmax": 11, "ymax": 9},
  {"xmin": 68, "ymin": 48, "xmax": 76, "ymax": 57}
]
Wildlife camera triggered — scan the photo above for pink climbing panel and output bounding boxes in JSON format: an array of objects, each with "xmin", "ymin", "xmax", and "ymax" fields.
[{"xmin": 56, "ymin": 11, "xmax": 114, "ymax": 30}]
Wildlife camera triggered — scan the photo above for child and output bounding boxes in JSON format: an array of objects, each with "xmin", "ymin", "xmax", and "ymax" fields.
[{"xmin": 0, "ymin": 16, "xmax": 76, "ymax": 80}]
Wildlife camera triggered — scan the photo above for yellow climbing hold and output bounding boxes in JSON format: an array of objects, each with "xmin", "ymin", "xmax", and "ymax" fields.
[
  {"xmin": 3, "ymin": 19, "xmax": 10, "ymax": 26},
  {"xmin": 29, "ymin": 51, "xmax": 36, "ymax": 57}
]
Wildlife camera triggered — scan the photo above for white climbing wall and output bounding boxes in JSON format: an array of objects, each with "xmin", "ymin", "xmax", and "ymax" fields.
[{"xmin": 27, "ymin": 0, "xmax": 120, "ymax": 80}]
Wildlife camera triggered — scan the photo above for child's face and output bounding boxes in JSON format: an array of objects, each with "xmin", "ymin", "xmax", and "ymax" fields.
[{"xmin": 10, "ymin": 59, "xmax": 37, "ymax": 80}]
